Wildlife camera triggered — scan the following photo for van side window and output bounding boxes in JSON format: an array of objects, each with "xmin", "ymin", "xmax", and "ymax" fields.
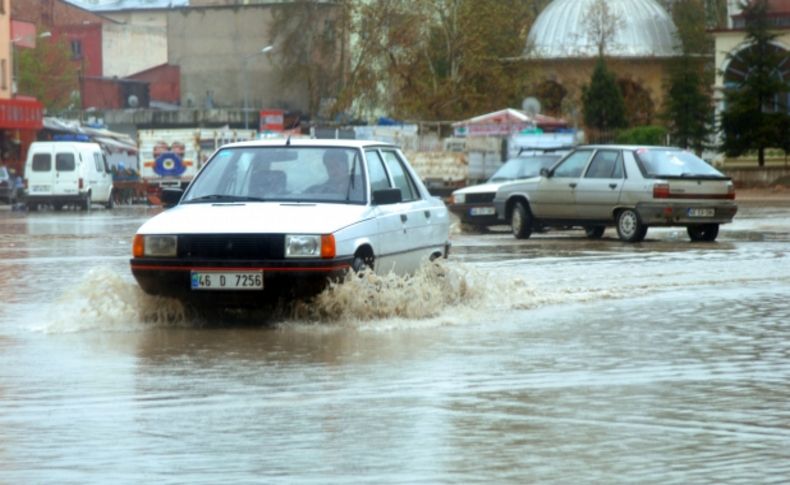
[
  {"xmin": 93, "ymin": 153, "xmax": 103, "ymax": 173},
  {"xmin": 102, "ymin": 153, "xmax": 111, "ymax": 173},
  {"xmin": 56, "ymin": 153, "xmax": 76, "ymax": 172},
  {"xmin": 32, "ymin": 154, "xmax": 52, "ymax": 172}
]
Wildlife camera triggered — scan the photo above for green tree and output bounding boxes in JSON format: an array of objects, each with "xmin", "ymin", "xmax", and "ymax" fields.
[
  {"xmin": 17, "ymin": 38, "xmax": 80, "ymax": 112},
  {"xmin": 663, "ymin": 0, "xmax": 714, "ymax": 153},
  {"xmin": 331, "ymin": 0, "xmax": 543, "ymax": 121},
  {"xmin": 720, "ymin": 0, "xmax": 790, "ymax": 166},
  {"xmin": 582, "ymin": 57, "xmax": 626, "ymax": 135},
  {"xmin": 268, "ymin": 0, "xmax": 346, "ymax": 119}
]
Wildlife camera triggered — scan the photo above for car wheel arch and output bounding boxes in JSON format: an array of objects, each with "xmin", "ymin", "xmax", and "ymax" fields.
[
  {"xmin": 506, "ymin": 195, "xmax": 531, "ymax": 222},
  {"xmin": 353, "ymin": 243, "xmax": 375, "ymax": 272}
]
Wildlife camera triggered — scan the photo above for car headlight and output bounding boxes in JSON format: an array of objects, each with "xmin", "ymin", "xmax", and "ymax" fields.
[
  {"xmin": 452, "ymin": 193, "xmax": 465, "ymax": 204},
  {"xmin": 133, "ymin": 235, "xmax": 177, "ymax": 257},
  {"xmin": 285, "ymin": 234, "xmax": 335, "ymax": 259}
]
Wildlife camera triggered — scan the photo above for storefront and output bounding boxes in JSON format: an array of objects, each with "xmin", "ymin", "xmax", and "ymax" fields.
[{"xmin": 0, "ymin": 97, "xmax": 44, "ymax": 175}]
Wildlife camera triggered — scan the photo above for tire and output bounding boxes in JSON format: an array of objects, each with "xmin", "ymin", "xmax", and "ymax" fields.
[
  {"xmin": 616, "ymin": 209, "xmax": 647, "ymax": 242},
  {"xmin": 106, "ymin": 189, "xmax": 115, "ymax": 210},
  {"xmin": 27, "ymin": 203, "xmax": 38, "ymax": 212},
  {"xmin": 584, "ymin": 225, "xmax": 605, "ymax": 239},
  {"xmin": 53, "ymin": 203, "xmax": 63, "ymax": 211},
  {"xmin": 510, "ymin": 201, "xmax": 533, "ymax": 239},
  {"xmin": 81, "ymin": 193, "xmax": 91, "ymax": 211},
  {"xmin": 352, "ymin": 253, "xmax": 374, "ymax": 273},
  {"xmin": 687, "ymin": 224, "xmax": 719, "ymax": 242}
]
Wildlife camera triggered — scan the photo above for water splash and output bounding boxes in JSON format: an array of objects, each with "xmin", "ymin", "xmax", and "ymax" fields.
[
  {"xmin": 41, "ymin": 266, "xmax": 186, "ymax": 333},
  {"xmin": 292, "ymin": 262, "xmax": 488, "ymax": 322}
]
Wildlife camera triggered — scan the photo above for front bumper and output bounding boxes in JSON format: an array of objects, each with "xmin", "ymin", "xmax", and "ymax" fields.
[
  {"xmin": 130, "ymin": 256, "xmax": 354, "ymax": 303},
  {"xmin": 24, "ymin": 193, "xmax": 87, "ymax": 205},
  {"xmin": 448, "ymin": 203, "xmax": 499, "ymax": 226},
  {"xmin": 635, "ymin": 202, "xmax": 738, "ymax": 226}
]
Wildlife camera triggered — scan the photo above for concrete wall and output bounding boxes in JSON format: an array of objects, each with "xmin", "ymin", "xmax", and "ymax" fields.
[
  {"xmin": 724, "ymin": 166, "xmax": 790, "ymax": 187},
  {"xmin": 102, "ymin": 22, "xmax": 167, "ymax": 77},
  {"xmin": 167, "ymin": 5, "xmax": 296, "ymax": 112}
]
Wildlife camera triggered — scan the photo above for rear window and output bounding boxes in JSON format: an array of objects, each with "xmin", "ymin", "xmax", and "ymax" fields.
[
  {"xmin": 635, "ymin": 149, "xmax": 725, "ymax": 178},
  {"xmin": 32, "ymin": 154, "xmax": 52, "ymax": 172},
  {"xmin": 56, "ymin": 153, "xmax": 76, "ymax": 172}
]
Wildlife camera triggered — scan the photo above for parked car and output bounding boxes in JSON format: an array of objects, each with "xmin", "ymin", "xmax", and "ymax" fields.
[
  {"xmin": 0, "ymin": 166, "xmax": 17, "ymax": 204},
  {"xmin": 494, "ymin": 145, "xmax": 738, "ymax": 242},
  {"xmin": 23, "ymin": 140, "xmax": 114, "ymax": 211},
  {"xmin": 130, "ymin": 139, "xmax": 452, "ymax": 305},
  {"xmin": 449, "ymin": 152, "xmax": 564, "ymax": 230}
]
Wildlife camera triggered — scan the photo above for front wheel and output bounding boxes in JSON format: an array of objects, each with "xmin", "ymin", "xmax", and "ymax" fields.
[
  {"xmin": 352, "ymin": 254, "xmax": 374, "ymax": 274},
  {"xmin": 106, "ymin": 189, "xmax": 115, "ymax": 210},
  {"xmin": 616, "ymin": 209, "xmax": 647, "ymax": 242},
  {"xmin": 687, "ymin": 224, "xmax": 719, "ymax": 242},
  {"xmin": 510, "ymin": 201, "xmax": 533, "ymax": 239}
]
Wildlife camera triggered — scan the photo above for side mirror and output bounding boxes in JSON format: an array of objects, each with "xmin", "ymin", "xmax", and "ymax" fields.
[
  {"xmin": 161, "ymin": 188, "xmax": 183, "ymax": 208},
  {"xmin": 372, "ymin": 188, "xmax": 402, "ymax": 205},
  {"xmin": 539, "ymin": 167, "xmax": 552, "ymax": 178}
]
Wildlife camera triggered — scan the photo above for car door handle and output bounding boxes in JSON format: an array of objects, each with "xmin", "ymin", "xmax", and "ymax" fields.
[
  {"xmin": 424, "ymin": 210, "xmax": 431, "ymax": 219},
  {"xmin": 609, "ymin": 183, "xmax": 618, "ymax": 189},
  {"xmin": 569, "ymin": 183, "xmax": 577, "ymax": 188},
  {"xmin": 401, "ymin": 214, "xmax": 408, "ymax": 223}
]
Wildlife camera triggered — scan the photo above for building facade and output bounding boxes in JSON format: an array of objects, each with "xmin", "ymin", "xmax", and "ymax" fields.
[
  {"xmin": 524, "ymin": 0, "xmax": 680, "ymax": 131},
  {"xmin": 1, "ymin": 0, "xmax": 44, "ymax": 176}
]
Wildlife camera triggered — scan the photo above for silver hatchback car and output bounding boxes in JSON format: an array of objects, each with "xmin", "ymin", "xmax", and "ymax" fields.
[{"xmin": 493, "ymin": 145, "xmax": 738, "ymax": 242}]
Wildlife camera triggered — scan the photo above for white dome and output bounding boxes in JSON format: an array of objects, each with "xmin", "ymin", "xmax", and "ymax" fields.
[{"xmin": 527, "ymin": 0, "xmax": 680, "ymax": 59}]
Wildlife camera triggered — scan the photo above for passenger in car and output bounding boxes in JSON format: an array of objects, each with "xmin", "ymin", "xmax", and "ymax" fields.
[
  {"xmin": 307, "ymin": 151, "xmax": 351, "ymax": 195},
  {"xmin": 250, "ymin": 164, "xmax": 287, "ymax": 197}
]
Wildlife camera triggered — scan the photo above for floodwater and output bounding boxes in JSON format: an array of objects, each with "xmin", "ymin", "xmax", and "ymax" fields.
[{"xmin": 1, "ymin": 200, "xmax": 789, "ymax": 483}]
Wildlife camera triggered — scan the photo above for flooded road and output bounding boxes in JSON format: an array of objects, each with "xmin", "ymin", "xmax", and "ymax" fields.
[{"xmin": 1, "ymin": 200, "xmax": 789, "ymax": 483}]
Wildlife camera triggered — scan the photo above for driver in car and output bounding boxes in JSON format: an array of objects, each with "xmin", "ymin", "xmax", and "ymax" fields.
[{"xmin": 308, "ymin": 151, "xmax": 350, "ymax": 195}]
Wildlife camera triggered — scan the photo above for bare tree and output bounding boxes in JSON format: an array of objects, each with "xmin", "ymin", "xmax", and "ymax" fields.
[{"xmin": 583, "ymin": 0, "xmax": 624, "ymax": 57}]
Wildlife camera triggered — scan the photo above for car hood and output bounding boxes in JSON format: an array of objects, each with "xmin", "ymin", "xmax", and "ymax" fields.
[
  {"xmin": 137, "ymin": 202, "xmax": 374, "ymax": 235},
  {"xmin": 453, "ymin": 182, "xmax": 507, "ymax": 196}
]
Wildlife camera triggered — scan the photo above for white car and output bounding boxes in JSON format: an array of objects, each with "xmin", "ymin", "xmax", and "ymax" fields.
[{"xmin": 130, "ymin": 139, "xmax": 451, "ymax": 304}]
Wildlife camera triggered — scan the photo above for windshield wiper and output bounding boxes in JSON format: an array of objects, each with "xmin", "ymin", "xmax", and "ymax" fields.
[{"xmin": 185, "ymin": 194, "xmax": 268, "ymax": 203}]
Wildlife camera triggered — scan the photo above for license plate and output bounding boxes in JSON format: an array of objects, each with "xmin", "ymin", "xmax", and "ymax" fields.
[
  {"xmin": 688, "ymin": 208, "xmax": 715, "ymax": 217},
  {"xmin": 31, "ymin": 185, "xmax": 50, "ymax": 193},
  {"xmin": 191, "ymin": 271, "xmax": 263, "ymax": 290},
  {"xmin": 469, "ymin": 206, "xmax": 496, "ymax": 216}
]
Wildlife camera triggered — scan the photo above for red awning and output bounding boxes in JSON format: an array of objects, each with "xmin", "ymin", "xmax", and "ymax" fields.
[{"xmin": 0, "ymin": 98, "xmax": 44, "ymax": 130}]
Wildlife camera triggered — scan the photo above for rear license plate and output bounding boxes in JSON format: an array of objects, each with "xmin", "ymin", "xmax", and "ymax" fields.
[
  {"xmin": 688, "ymin": 208, "xmax": 715, "ymax": 217},
  {"xmin": 31, "ymin": 185, "xmax": 50, "ymax": 193},
  {"xmin": 469, "ymin": 206, "xmax": 496, "ymax": 216},
  {"xmin": 191, "ymin": 271, "xmax": 263, "ymax": 290}
]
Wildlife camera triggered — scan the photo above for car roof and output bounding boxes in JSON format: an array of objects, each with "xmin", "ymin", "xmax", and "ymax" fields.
[
  {"xmin": 221, "ymin": 138, "xmax": 398, "ymax": 150},
  {"xmin": 576, "ymin": 144, "xmax": 685, "ymax": 151}
]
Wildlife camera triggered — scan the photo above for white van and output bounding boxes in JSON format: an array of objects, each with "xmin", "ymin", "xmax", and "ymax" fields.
[{"xmin": 24, "ymin": 141, "xmax": 114, "ymax": 211}]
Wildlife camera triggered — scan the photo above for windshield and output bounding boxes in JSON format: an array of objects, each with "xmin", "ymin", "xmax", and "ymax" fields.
[
  {"xmin": 635, "ymin": 149, "xmax": 726, "ymax": 178},
  {"xmin": 182, "ymin": 146, "xmax": 367, "ymax": 204},
  {"xmin": 488, "ymin": 155, "xmax": 560, "ymax": 182}
]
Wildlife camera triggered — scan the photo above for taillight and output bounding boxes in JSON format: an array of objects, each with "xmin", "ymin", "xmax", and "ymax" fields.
[
  {"xmin": 79, "ymin": 178, "xmax": 84, "ymax": 189},
  {"xmin": 24, "ymin": 178, "xmax": 29, "ymax": 189},
  {"xmin": 727, "ymin": 184, "xmax": 736, "ymax": 200},
  {"xmin": 653, "ymin": 183, "xmax": 670, "ymax": 199}
]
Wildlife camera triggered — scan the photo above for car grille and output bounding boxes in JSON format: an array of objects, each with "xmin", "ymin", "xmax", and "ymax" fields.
[
  {"xmin": 178, "ymin": 234, "xmax": 285, "ymax": 260},
  {"xmin": 464, "ymin": 193, "xmax": 495, "ymax": 204}
]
